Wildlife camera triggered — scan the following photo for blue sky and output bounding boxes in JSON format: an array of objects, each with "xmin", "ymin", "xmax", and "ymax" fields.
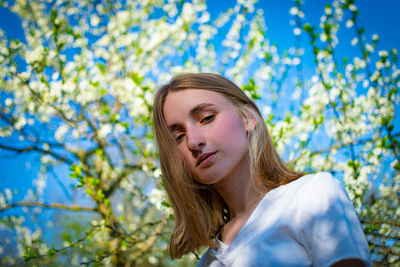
[
  {"xmin": 0, "ymin": 0, "xmax": 399, "ymax": 214},
  {"xmin": 209, "ymin": 0, "xmax": 400, "ymax": 54},
  {"xmin": 1, "ymin": 0, "xmax": 399, "ymax": 50}
]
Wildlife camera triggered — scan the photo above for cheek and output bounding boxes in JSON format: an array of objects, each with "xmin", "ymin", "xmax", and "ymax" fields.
[{"xmin": 216, "ymin": 115, "xmax": 247, "ymax": 146}]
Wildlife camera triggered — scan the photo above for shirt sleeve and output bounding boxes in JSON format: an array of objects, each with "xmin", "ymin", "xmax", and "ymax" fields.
[{"xmin": 296, "ymin": 172, "xmax": 371, "ymax": 267}]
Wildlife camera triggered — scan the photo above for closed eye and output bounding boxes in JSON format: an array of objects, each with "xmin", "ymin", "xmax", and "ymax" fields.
[{"xmin": 201, "ymin": 115, "xmax": 215, "ymax": 124}]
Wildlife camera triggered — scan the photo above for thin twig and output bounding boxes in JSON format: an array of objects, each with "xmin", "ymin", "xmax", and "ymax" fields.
[{"xmin": 0, "ymin": 201, "xmax": 96, "ymax": 212}]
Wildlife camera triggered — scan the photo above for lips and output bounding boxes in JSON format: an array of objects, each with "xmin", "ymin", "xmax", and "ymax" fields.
[{"xmin": 196, "ymin": 151, "xmax": 217, "ymax": 166}]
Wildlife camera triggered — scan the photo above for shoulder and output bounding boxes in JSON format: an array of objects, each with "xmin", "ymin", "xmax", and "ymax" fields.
[
  {"xmin": 282, "ymin": 172, "xmax": 364, "ymax": 244},
  {"xmin": 254, "ymin": 172, "xmax": 344, "ymax": 215},
  {"xmin": 278, "ymin": 172, "xmax": 344, "ymax": 205},
  {"xmin": 282, "ymin": 171, "xmax": 340, "ymax": 192},
  {"xmin": 292, "ymin": 173, "xmax": 371, "ymax": 267},
  {"xmin": 295, "ymin": 172, "xmax": 345, "ymax": 201},
  {"xmin": 298, "ymin": 171, "xmax": 340, "ymax": 187},
  {"xmin": 289, "ymin": 172, "xmax": 353, "ymax": 217}
]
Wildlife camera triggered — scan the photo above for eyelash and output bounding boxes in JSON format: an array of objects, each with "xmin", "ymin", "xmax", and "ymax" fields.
[
  {"xmin": 175, "ymin": 134, "xmax": 185, "ymax": 142},
  {"xmin": 201, "ymin": 114, "xmax": 215, "ymax": 123}
]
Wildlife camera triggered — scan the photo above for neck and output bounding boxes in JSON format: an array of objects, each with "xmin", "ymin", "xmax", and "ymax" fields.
[{"xmin": 214, "ymin": 154, "xmax": 263, "ymax": 219}]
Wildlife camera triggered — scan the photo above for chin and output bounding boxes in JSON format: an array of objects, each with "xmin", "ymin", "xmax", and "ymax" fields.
[{"xmin": 193, "ymin": 169, "xmax": 229, "ymax": 185}]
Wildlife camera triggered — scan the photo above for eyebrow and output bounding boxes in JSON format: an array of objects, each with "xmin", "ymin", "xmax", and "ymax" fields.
[
  {"xmin": 168, "ymin": 103, "xmax": 215, "ymax": 132},
  {"xmin": 190, "ymin": 103, "xmax": 215, "ymax": 118}
]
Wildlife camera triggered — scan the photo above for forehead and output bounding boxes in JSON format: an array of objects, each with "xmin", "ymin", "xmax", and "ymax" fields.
[{"xmin": 162, "ymin": 89, "xmax": 232, "ymax": 124}]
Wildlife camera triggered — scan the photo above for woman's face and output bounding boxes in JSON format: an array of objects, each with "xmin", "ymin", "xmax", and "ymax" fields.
[{"xmin": 163, "ymin": 89, "xmax": 250, "ymax": 185}]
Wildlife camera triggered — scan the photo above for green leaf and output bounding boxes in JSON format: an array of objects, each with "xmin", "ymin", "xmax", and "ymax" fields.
[
  {"xmin": 90, "ymin": 81, "xmax": 100, "ymax": 88},
  {"xmin": 130, "ymin": 72, "xmax": 144, "ymax": 86},
  {"xmin": 97, "ymin": 63, "xmax": 106, "ymax": 74},
  {"xmin": 62, "ymin": 232, "xmax": 72, "ymax": 242},
  {"xmin": 101, "ymin": 105, "xmax": 111, "ymax": 115},
  {"xmin": 303, "ymin": 23, "xmax": 312, "ymax": 32},
  {"xmin": 110, "ymin": 113, "xmax": 118, "ymax": 122},
  {"xmin": 242, "ymin": 78, "xmax": 260, "ymax": 100},
  {"xmin": 366, "ymin": 224, "xmax": 380, "ymax": 232},
  {"xmin": 96, "ymin": 189, "xmax": 105, "ymax": 200},
  {"xmin": 161, "ymin": 201, "xmax": 171, "ymax": 208},
  {"xmin": 23, "ymin": 247, "xmax": 32, "ymax": 262},
  {"xmin": 47, "ymin": 245, "xmax": 57, "ymax": 256},
  {"xmin": 264, "ymin": 52, "xmax": 272, "ymax": 62},
  {"xmin": 69, "ymin": 164, "xmax": 82, "ymax": 179}
]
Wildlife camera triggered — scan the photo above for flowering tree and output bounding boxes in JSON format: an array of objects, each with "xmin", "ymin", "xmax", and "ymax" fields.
[{"xmin": 0, "ymin": 0, "xmax": 398, "ymax": 265}]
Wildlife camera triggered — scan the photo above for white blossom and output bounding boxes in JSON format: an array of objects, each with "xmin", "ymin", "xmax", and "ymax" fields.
[
  {"xmin": 346, "ymin": 20, "xmax": 354, "ymax": 28},
  {"xmin": 289, "ymin": 6, "xmax": 299, "ymax": 15}
]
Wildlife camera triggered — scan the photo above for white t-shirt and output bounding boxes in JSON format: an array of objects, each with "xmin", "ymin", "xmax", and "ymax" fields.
[{"xmin": 196, "ymin": 172, "xmax": 371, "ymax": 267}]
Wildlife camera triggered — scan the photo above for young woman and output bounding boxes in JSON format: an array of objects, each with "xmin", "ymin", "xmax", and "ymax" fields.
[{"xmin": 152, "ymin": 73, "xmax": 370, "ymax": 266}]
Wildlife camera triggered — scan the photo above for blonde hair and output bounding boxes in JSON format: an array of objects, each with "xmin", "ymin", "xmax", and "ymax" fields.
[{"xmin": 152, "ymin": 73, "xmax": 302, "ymax": 258}]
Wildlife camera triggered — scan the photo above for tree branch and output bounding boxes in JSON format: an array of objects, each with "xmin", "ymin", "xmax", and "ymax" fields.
[
  {"xmin": 0, "ymin": 201, "xmax": 96, "ymax": 212},
  {"xmin": 0, "ymin": 144, "xmax": 74, "ymax": 165},
  {"xmin": 290, "ymin": 132, "xmax": 400, "ymax": 164},
  {"xmin": 362, "ymin": 219, "xmax": 400, "ymax": 228},
  {"xmin": 23, "ymin": 226, "xmax": 100, "ymax": 262}
]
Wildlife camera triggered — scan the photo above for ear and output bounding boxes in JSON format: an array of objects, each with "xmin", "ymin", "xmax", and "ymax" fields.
[{"xmin": 244, "ymin": 106, "xmax": 258, "ymax": 133}]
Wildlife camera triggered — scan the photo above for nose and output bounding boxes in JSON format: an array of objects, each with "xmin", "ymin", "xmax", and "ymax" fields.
[{"xmin": 186, "ymin": 127, "xmax": 206, "ymax": 151}]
